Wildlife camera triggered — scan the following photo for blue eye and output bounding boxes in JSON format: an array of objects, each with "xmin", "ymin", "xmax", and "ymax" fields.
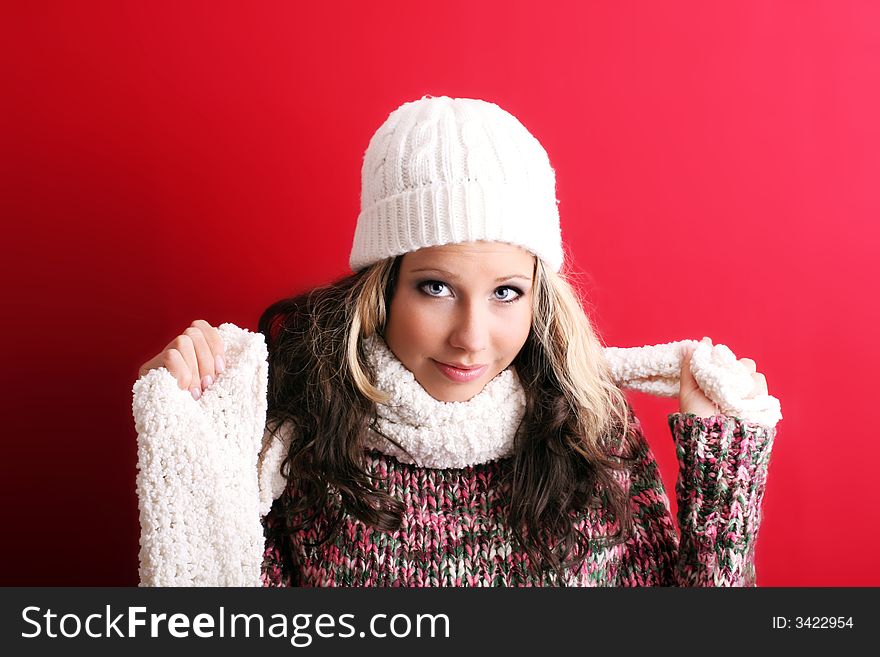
[
  {"xmin": 494, "ymin": 287, "xmax": 523, "ymax": 304},
  {"xmin": 420, "ymin": 281, "xmax": 451, "ymax": 297}
]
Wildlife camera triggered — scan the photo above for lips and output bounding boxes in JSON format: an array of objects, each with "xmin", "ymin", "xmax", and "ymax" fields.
[
  {"xmin": 440, "ymin": 361, "xmax": 485, "ymax": 370},
  {"xmin": 433, "ymin": 359, "xmax": 489, "ymax": 383}
]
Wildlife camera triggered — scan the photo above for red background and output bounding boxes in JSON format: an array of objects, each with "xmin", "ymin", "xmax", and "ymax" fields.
[{"xmin": 2, "ymin": 1, "xmax": 878, "ymax": 586}]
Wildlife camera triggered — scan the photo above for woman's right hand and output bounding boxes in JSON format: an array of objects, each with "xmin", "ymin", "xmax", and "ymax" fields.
[{"xmin": 137, "ymin": 319, "xmax": 227, "ymax": 401}]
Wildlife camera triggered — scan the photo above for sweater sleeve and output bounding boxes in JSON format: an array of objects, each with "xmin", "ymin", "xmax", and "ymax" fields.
[
  {"xmin": 667, "ymin": 411, "xmax": 776, "ymax": 586},
  {"xmin": 620, "ymin": 408, "xmax": 777, "ymax": 586}
]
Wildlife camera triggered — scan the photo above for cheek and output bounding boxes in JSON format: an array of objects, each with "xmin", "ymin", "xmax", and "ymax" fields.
[
  {"xmin": 388, "ymin": 291, "xmax": 437, "ymax": 345},
  {"xmin": 501, "ymin": 305, "xmax": 533, "ymax": 351}
]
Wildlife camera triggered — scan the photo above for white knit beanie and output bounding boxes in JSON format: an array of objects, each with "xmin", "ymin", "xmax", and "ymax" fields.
[{"xmin": 349, "ymin": 95, "xmax": 564, "ymax": 273}]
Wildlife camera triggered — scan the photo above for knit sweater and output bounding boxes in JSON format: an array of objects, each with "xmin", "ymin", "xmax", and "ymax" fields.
[
  {"xmin": 259, "ymin": 411, "xmax": 775, "ymax": 587},
  {"xmin": 132, "ymin": 323, "xmax": 780, "ymax": 587}
]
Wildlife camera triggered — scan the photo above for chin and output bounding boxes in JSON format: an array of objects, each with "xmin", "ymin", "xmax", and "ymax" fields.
[{"xmin": 431, "ymin": 380, "xmax": 484, "ymax": 403}]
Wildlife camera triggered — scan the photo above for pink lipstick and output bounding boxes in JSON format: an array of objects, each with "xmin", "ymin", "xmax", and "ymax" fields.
[{"xmin": 433, "ymin": 360, "xmax": 488, "ymax": 383}]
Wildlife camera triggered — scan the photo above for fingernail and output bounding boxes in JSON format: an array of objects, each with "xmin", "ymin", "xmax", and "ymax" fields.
[
  {"xmin": 191, "ymin": 387, "xmax": 201, "ymax": 401},
  {"xmin": 201, "ymin": 375, "xmax": 213, "ymax": 389},
  {"xmin": 215, "ymin": 354, "xmax": 225, "ymax": 374}
]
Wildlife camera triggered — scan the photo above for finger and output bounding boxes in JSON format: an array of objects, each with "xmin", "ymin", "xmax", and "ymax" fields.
[
  {"xmin": 191, "ymin": 319, "xmax": 226, "ymax": 368},
  {"xmin": 679, "ymin": 345, "xmax": 698, "ymax": 395},
  {"xmin": 166, "ymin": 334, "xmax": 201, "ymax": 398},
  {"xmin": 739, "ymin": 357, "xmax": 757, "ymax": 374},
  {"xmin": 183, "ymin": 326, "xmax": 216, "ymax": 390},
  {"xmin": 139, "ymin": 347, "xmax": 189, "ymax": 383},
  {"xmin": 752, "ymin": 372, "xmax": 768, "ymax": 395},
  {"xmin": 137, "ymin": 358, "xmax": 155, "ymax": 379},
  {"xmin": 163, "ymin": 348, "xmax": 192, "ymax": 391}
]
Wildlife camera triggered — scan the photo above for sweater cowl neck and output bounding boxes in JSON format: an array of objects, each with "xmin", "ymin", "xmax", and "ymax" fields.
[{"xmin": 360, "ymin": 332, "xmax": 527, "ymax": 469}]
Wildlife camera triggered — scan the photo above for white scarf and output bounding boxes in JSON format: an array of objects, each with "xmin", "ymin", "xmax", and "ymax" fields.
[
  {"xmin": 360, "ymin": 333, "xmax": 527, "ymax": 469},
  {"xmin": 132, "ymin": 323, "xmax": 781, "ymax": 587}
]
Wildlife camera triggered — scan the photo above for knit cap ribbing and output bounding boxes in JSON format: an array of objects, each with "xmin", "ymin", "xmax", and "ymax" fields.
[{"xmin": 349, "ymin": 95, "xmax": 563, "ymax": 272}]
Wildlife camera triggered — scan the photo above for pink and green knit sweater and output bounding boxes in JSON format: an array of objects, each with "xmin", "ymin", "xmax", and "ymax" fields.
[{"xmin": 259, "ymin": 410, "xmax": 776, "ymax": 587}]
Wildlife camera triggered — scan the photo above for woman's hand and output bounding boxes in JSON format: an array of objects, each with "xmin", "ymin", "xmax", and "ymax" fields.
[
  {"xmin": 137, "ymin": 319, "xmax": 226, "ymax": 401},
  {"xmin": 678, "ymin": 337, "xmax": 769, "ymax": 418}
]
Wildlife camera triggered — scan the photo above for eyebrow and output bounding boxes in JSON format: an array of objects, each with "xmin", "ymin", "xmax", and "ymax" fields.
[{"xmin": 408, "ymin": 268, "xmax": 533, "ymax": 284}]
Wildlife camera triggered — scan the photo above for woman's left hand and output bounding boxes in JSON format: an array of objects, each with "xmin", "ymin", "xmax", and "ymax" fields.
[{"xmin": 678, "ymin": 337, "xmax": 770, "ymax": 418}]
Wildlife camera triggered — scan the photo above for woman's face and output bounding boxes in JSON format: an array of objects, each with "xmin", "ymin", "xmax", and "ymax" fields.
[{"xmin": 384, "ymin": 241, "xmax": 535, "ymax": 402}]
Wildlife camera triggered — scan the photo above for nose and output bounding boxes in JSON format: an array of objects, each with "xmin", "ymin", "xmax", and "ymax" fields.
[{"xmin": 448, "ymin": 300, "xmax": 489, "ymax": 356}]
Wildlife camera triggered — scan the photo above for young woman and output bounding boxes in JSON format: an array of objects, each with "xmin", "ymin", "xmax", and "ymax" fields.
[{"xmin": 136, "ymin": 95, "xmax": 778, "ymax": 587}]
